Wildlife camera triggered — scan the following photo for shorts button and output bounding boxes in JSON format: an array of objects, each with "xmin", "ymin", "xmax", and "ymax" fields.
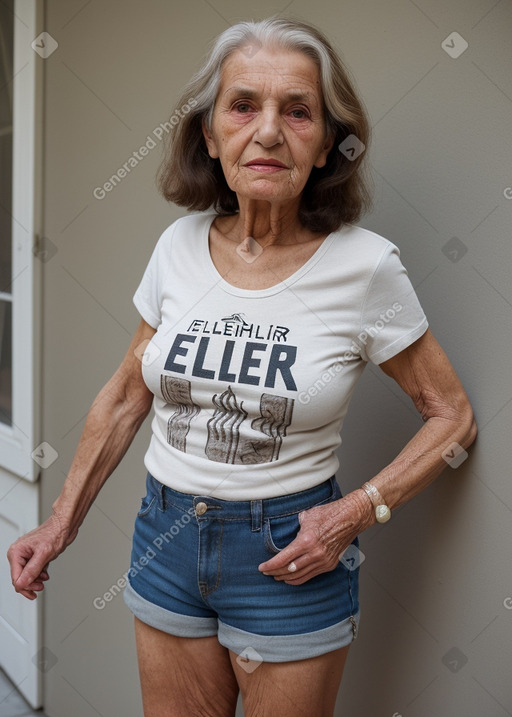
[{"xmin": 195, "ymin": 501, "xmax": 208, "ymax": 516}]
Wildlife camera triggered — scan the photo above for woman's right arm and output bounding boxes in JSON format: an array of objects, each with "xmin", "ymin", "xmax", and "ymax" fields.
[{"xmin": 6, "ymin": 317, "xmax": 156, "ymax": 600}]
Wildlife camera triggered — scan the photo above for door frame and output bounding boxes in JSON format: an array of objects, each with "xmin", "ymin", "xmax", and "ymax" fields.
[{"xmin": 0, "ymin": 0, "xmax": 44, "ymax": 709}]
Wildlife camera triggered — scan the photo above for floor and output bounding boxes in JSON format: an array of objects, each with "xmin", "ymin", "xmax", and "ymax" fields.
[{"xmin": 0, "ymin": 668, "xmax": 48, "ymax": 716}]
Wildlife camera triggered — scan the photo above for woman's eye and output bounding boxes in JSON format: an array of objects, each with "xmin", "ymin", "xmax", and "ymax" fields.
[
  {"xmin": 290, "ymin": 108, "xmax": 308, "ymax": 119},
  {"xmin": 235, "ymin": 103, "xmax": 251, "ymax": 113}
]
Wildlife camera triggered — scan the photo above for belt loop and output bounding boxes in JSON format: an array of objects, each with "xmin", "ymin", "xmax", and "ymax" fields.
[
  {"xmin": 250, "ymin": 500, "xmax": 263, "ymax": 532},
  {"xmin": 158, "ymin": 481, "xmax": 166, "ymax": 512},
  {"xmin": 331, "ymin": 474, "xmax": 341, "ymax": 500}
]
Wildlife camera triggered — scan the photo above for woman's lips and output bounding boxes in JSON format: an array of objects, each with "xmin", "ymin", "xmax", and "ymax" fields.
[
  {"xmin": 245, "ymin": 157, "xmax": 287, "ymax": 174},
  {"xmin": 246, "ymin": 164, "xmax": 287, "ymax": 173},
  {"xmin": 244, "ymin": 158, "xmax": 288, "ymax": 173}
]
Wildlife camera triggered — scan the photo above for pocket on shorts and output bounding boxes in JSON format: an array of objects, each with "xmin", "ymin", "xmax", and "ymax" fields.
[
  {"xmin": 137, "ymin": 493, "xmax": 156, "ymax": 518},
  {"xmin": 136, "ymin": 479, "xmax": 157, "ymax": 518},
  {"xmin": 264, "ymin": 512, "xmax": 301, "ymax": 554}
]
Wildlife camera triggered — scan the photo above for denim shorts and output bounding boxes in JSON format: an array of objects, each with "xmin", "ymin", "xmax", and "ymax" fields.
[{"xmin": 123, "ymin": 472, "xmax": 361, "ymax": 663}]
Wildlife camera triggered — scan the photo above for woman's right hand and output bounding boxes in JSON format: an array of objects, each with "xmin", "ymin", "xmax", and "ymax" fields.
[
  {"xmin": 6, "ymin": 511, "xmax": 74, "ymax": 600},
  {"xmin": 7, "ymin": 318, "xmax": 156, "ymax": 601}
]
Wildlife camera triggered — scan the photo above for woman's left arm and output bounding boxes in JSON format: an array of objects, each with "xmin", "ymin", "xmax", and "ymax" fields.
[{"xmin": 258, "ymin": 328, "xmax": 478, "ymax": 584}]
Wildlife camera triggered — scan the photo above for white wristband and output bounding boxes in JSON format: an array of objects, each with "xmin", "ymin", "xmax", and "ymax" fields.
[{"xmin": 362, "ymin": 482, "xmax": 391, "ymax": 524}]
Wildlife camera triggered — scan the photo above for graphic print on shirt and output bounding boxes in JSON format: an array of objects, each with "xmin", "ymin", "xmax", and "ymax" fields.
[
  {"xmin": 160, "ymin": 312, "xmax": 296, "ymax": 465},
  {"xmin": 207, "ymin": 386, "xmax": 294, "ymax": 464},
  {"xmin": 160, "ymin": 375, "xmax": 200, "ymax": 452}
]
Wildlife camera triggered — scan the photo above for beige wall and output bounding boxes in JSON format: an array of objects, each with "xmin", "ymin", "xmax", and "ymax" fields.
[{"xmin": 39, "ymin": 0, "xmax": 512, "ymax": 715}]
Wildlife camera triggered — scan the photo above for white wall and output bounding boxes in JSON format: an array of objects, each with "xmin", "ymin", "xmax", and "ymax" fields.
[{"xmin": 38, "ymin": 1, "xmax": 512, "ymax": 715}]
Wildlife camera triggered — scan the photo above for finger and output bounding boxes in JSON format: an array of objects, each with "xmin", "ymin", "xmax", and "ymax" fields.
[
  {"xmin": 18, "ymin": 583, "xmax": 45, "ymax": 594},
  {"xmin": 284, "ymin": 556, "xmax": 341, "ymax": 584},
  {"xmin": 283, "ymin": 570, "xmax": 319, "ymax": 585},
  {"xmin": 11, "ymin": 574, "xmax": 39, "ymax": 599},
  {"xmin": 32, "ymin": 568, "xmax": 50, "ymax": 581},
  {"xmin": 266, "ymin": 556, "xmax": 307, "ymax": 579},
  {"xmin": 13, "ymin": 581, "xmax": 41, "ymax": 598},
  {"xmin": 9, "ymin": 550, "xmax": 29, "ymax": 586},
  {"xmin": 258, "ymin": 524, "xmax": 324, "ymax": 575},
  {"xmin": 283, "ymin": 560, "xmax": 330, "ymax": 583},
  {"xmin": 36, "ymin": 565, "xmax": 50, "ymax": 580},
  {"xmin": 9, "ymin": 544, "xmax": 49, "ymax": 584},
  {"xmin": 271, "ymin": 560, "xmax": 318, "ymax": 582},
  {"xmin": 258, "ymin": 554, "xmax": 291, "ymax": 573},
  {"xmin": 258, "ymin": 523, "xmax": 317, "ymax": 573},
  {"xmin": 17, "ymin": 588, "xmax": 38, "ymax": 600},
  {"xmin": 14, "ymin": 555, "xmax": 50, "ymax": 591},
  {"xmin": 8, "ymin": 549, "xmax": 42, "ymax": 598},
  {"xmin": 258, "ymin": 540, "xmax": 305, "ymax": 574},
  {"xmin": 261, "ymin": 541, "xmax": 322, "ymax": 577},
  {"xmin": 259, "ymin": 556, "xmax": 302, "ymax": 576},
  {"xmin": 273, "ymin": 553, "xmax": 336, "ymax": 582},
  {"xmin": 25, "ymin": 577, "xmax": 46, "ymax": 589}
]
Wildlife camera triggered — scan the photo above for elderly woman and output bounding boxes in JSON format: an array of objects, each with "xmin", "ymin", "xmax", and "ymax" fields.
[{"xmin": 8, "ymin": 16, "xmax": 477, "ymax": 717}]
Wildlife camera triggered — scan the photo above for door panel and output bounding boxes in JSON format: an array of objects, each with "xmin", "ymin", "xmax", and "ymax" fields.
[{"xmin": 0, "ymin": 470, "xmax": 42, "ymax": 708}]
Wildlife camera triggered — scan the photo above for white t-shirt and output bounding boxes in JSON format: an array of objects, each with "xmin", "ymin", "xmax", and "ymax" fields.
[{"xmin": 134, "ymin": 211, "xmax": 428, "ymax": 500}]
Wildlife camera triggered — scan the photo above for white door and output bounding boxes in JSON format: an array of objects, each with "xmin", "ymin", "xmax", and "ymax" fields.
[
  {"xmin": 0, "ymin": 477, "xmax": 42, "ymax": 708},
  {"xmin": 0, "ymin": 0, "xmax": 44, "ymax": 708}
]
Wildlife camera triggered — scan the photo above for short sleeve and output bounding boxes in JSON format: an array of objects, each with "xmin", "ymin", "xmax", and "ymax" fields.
[
  {"xmin": 132, "ymin": 223, "xmax": 175, "ymax": 329},
  {"xmin": 358, "ymin": 243, "xmax": 429, "ymax": 364}
]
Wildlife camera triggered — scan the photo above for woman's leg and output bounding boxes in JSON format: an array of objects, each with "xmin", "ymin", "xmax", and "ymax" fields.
[
  {"xmin": 229, "ymin": 644, "xmax": 351, "ymax": 717},
  {"xmin": 133, "ymin": 616, "xmax": 239, "ymax": 717}
]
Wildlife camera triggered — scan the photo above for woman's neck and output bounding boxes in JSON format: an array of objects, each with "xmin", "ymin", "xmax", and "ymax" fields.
[{"xmin": 230, "ymin": 197, "xmax": 307, "ymax": 247}]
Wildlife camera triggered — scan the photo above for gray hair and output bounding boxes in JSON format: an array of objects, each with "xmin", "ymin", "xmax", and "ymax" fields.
[
  {"xmin": 195, "ymin": 17, "xmax": 362, "ymax": 135},
  {"xmin": 158, "ymin": 16, "xmax": 373, "ymax": 232}
]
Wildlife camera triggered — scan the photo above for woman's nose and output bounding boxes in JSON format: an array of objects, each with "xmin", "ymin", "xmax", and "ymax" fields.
[{"xmin": 253, "ymin": 107, "xmax": 283, "ymax": 146}]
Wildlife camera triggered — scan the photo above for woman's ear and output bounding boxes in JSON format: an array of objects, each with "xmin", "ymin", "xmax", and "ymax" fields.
[
  {"xmin": 314, "ymin": 128, "xmax": 336, "ymax": 169},
  {"xmin": 202, "ymin": 117, "xmax": 219, "ymax": 159}
]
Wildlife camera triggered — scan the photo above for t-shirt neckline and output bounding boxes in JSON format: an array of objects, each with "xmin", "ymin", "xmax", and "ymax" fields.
[{"xmin": 201, "ymin": 213, "xmax": 338, "ymax": 298}]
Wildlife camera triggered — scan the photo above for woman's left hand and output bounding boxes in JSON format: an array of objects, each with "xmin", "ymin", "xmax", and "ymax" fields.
[{"xmin": 258, "ymin": 491, "xmax": 372, "ymax": 585}]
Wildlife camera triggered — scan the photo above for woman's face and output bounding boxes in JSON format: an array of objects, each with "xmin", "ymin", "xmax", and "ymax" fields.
[{"xmin": 202, "ymin": 45, "xmax": 335, "ymax": 206}]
